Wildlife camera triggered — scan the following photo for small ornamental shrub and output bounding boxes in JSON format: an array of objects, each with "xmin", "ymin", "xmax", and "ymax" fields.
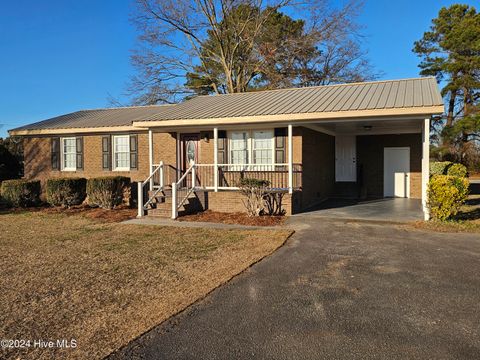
[
  {"xmin": 0, "ymin": 179, "xmax": 41, "ymax": 207},
  {"xmin": 427, "ymin": 175, "xmax": 469, "ymax": 221},
  {"xmin": 238, "ymin": 178, "xmax": 270, "ymax": 216},
  {"xmin": 46, "ymin": 178, "xmax": 87, "ymax": 208},
  {"xmin": 430, "ymin": 161, "xmax": 452, "ymax": 176},
  {"xmin": 87, "ymin": 176, "xmax": 130, "ymax": 209},
  {"xmin": 446, "ymin": 163, "xmax": 467, "ymax": 178}
]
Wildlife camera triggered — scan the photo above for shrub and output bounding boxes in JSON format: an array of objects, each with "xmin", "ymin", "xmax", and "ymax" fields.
[
  {"xmin": 430, "ymin": 161, "xmax": 452, "ymax": 176},
  {"xmin": 427, "ymin": 175, "xmax": 469, "ymax": 221},
  {"xmin": 446, "ymin": 163, "xmax": 467, "ymax": 178},
  {"xmin": 238, "ymin": 178, "xmax": 270, "ymax": 216},
  {"xmin": 46, "ymin": 178, "xmax": 87, "ymax": 207},
  {"xmin": 0, "ymin": 179, "xmax": 41, "ymax": 207},
  {"xmin": 86, "ymin": 176, "xmax": 130, "ymax": 209}
]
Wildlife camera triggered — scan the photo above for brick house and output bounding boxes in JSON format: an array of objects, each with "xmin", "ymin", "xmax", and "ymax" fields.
[{"xmin": 9, "ymin": 78, "xmax": 444, "ymax": 219}]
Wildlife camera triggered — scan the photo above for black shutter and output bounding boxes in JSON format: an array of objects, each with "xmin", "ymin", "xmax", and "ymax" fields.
[
  {"xmin": 102, "ymin": 136, "xmax": 111, "ymax": 170},
  {"xmin": 274, "ymin": 128, "xmax": 287, "ymax": 164},
  {"xmin": 130, "ymin": 135, "xmax": 138, "ymax": 170},
  {"xmin": 217, "ymin": 130, "xmax": 227, "ymax": 164},
  {"xmin": 76, "ymin": 137, "xmax": 84, "ymax": 170},
  {"xmin": 51, "ymin": 137, "xmax": 60, "ymax": 170}
]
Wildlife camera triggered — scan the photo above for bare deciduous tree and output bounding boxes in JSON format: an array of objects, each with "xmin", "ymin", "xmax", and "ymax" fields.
[{"xmin": 128, "ymin": 0, "xmax": 375, "ymax": 104}]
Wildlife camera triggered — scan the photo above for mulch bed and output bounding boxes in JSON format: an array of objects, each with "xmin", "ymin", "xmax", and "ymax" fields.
[{"xmin": 178, "ymin": 210, "xmax": 285, "ymax": 226}]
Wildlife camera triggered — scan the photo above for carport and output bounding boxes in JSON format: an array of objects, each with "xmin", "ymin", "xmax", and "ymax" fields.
[{"xmin": 295, "ymin": 198, "xmax": 423, "ymax": 223}]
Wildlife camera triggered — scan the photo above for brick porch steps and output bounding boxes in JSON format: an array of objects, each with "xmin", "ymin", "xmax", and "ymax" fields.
[{"xmin": 145, "ymin": 189, "xmax": 203, "ymax": 218}]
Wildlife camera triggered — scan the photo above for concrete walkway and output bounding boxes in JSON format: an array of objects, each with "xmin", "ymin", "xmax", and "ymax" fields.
[
  {"xmin": 296, "ymin": 198, "xmax": 423, "ymax": 223},
  {"xmin": 110, "ymin": 217, "xmax": 480, "ymax": 359}
]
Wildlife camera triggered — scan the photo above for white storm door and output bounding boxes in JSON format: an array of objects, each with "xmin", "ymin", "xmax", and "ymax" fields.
[
  {"xmin": 335, "ymin": 135, "xmax": 356, "ymax": 182},
  {"xmin": 384, "ymin": 147, "xmax": 410, "ymax": 197}
]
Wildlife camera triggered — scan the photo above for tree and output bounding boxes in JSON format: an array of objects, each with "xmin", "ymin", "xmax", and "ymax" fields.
[
  {"xmin": 0, "ymin": 137, "xmax": 23, "ymax": 181},
  {"xmin": 413, "ymin": 4, "xmax": 480, "ymax": 169},
  {"xmin": 129, "ymin": 0, "xmax": 375, "ymax": 103}
]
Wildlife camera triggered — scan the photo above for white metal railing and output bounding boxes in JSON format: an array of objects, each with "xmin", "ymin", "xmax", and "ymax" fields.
[
  {"xmin": 171, "ymin": 161, "xmax": 196, "ymax": 219},
  {"xmin": 137, "ymin": 161, "xmax": 164, "ymax": 217}
]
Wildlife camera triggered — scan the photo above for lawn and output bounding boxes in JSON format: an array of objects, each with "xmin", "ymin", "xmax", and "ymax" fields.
[{"xmin": 0, "ymin": 210, "xmax": 292, "ymax": 360}]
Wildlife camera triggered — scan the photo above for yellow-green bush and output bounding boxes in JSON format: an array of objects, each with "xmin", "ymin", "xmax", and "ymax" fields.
[
  {"xmin": 427, "ymin": 175, "xmax": 469, "ymax": 221},
  {"xmin": 430, "ymin": 161, "xmax": 452, "ymax": 176},
  {"xmin": 446, "ymin": 163, "xmax": 467, "ymax": 178}
]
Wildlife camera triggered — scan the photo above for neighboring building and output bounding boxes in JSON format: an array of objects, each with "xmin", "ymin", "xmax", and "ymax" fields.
[{"xmin": 9, "ymin": 78, "xmax": 444, "ymax": 219}]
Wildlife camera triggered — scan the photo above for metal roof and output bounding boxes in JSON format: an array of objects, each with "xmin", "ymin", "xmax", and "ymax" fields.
[
  {"xmin": 9, "ymin": 105, "xmax": 172, "ymax": 131},
  {"xmin": 140, "ymin": 77, "xmax": 444, "ymax": 122},
  {"xmin": 9, "ymin": 77, "xmax": 443, "ymax": 134}
]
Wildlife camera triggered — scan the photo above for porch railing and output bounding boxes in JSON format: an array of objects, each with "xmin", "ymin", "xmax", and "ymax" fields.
[
  {"xmin": 194, "ymin": 163, "xmax": 302, "ymax": 190},
  {"xmin": 138, "ymin": 162, "xmax": 303, "ymax": 218}
]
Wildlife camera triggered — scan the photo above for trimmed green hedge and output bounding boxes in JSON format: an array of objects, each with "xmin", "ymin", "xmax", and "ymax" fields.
[
  {"xmin": 427, "ymin": 175, "xmax": 469, "ymax": 221},
  {"xmin": 86, "ymin": 176, "xmax": 130, "ymax": 209},
  {"xmin": 430, "ymin": 161, "xmax": 453, "ymax": 176},
  {"xmin": 0, "ymin": 179, "xmax": 41, "ymax": 207},
  {"xmin": 46, "ymin": 178, "xmax": 87, "ymax": 208}
]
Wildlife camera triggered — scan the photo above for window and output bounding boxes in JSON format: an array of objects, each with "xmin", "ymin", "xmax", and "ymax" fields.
[
  {"xmin": 113, "ymin": 135, "xmax": 130, "ymax": 170},
  {"xmin": 230, "ymin": 131, "xmax": 248, "ymax": 165},
  {"xmin": 228, "ymin": 130, "xmax": 274, "ymax": 168},
  {"xmin": 252, "ymin": 130, "xmax": 273, "ymax": 165},
  {"xmin": 61, "ymin": 137, "xmax": 76, "ymax": 171}
]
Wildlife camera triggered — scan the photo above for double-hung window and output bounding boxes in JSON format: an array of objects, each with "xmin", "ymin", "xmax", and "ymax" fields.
[
  {"xmin": 61, "ymin": 137, "xmax": 77, "ymax": 171},
  {"xmin": 113, "ymin": 135, "xmax": 130, "ymax": 170},
  {"xmin": 230, "ymin": 131, "xmax": 248, "ymax": 167},
  {"xmin": 252, "ymin": 130, "xmax": 273, "ymax": 168},
  {"xmin": 228, "ymin": 130, "xmax": 274, "ymax": 170}
]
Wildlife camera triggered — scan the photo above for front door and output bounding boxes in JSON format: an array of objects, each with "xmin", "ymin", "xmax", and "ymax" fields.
[
  {"xmin": 335, "ymin": 135, "xmax": 356, "ymax": 182},
  {"xmin": 180, "ymin": 134, "xmax": 199, "ymax": 170},
  {"xmin": 384, "ymin": 147, "xmax": 410, "ymax": 197}
]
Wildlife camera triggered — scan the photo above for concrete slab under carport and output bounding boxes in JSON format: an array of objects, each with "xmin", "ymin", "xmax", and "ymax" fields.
[{"xmin": 294, "ymin": 198, "xmax": 423, "ymax": 223}]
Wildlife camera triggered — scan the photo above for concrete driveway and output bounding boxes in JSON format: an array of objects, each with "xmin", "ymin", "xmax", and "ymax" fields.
[{"xmin": 110, "ymin": 218, "xmax": 480, "ymax": 359}]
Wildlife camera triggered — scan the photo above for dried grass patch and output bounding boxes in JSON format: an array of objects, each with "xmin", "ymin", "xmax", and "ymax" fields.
[
  {"xmin": 179, "ymin": 210, "xmax": 285, "ymax": 226},
  {"xmin": 0, "ymin": 211, "xmax": 291, "ymax": 359}
]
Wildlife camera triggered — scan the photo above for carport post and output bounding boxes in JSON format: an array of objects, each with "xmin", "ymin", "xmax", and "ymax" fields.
[
  {"xmin": 421, "ymin": 118, "xmax": 430, "ymax": 220},
  {"xmin": 288, "ymin": 124, "xmax": 293, "ymax": 194}
]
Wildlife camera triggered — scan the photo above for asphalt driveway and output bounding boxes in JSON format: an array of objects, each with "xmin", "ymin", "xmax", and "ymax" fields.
[{"xmin": 110, "ymin": 218, "xmax": 480, "ymax": 359}]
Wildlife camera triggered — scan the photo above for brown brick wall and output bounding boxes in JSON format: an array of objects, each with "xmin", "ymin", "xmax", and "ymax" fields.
[
  {"xmin": 356, "ymin": 133, "xmax": 422, "ymax": 199},
  {"xmin": 23, "ymin": 132, "xmax": 178, "ymax": 190},
  {"xmin": 300, "ymin": 128, "xmax": 335, "ymax": 209},
  {"xmin": 206, "ymin": 190, "xmax": 300, "ymax": 215}
]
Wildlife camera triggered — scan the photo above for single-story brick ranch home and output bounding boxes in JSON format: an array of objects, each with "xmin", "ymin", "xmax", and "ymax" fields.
[{"xmin": 9, "ymin": 77, "xmax": 444, "ymax": 220}]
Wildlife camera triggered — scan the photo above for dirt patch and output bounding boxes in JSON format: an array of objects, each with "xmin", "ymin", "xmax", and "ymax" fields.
[
  {"xmin": 0, "ymin": 212, "xmax": 291, "ymax": 360},
  {"xmin": 178, "ymin": 210, "xmax": 285, "ymax": 226}
]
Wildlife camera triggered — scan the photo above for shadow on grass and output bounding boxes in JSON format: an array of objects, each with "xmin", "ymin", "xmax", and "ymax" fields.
[{"xmin": 454, "ymin": 195, "xmax": 480, "ymax": 221}]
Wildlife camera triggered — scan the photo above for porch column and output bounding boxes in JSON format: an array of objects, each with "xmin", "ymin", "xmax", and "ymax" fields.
[
  {"xmin": 421, "ymin": 118, "xmax": 430, "ymax": 220},
  {"xmin": 148, "ymin": 129, "xmax": 153, "ymax": 191},
  {"xmin": 213, "ymin": 127, "xmax": 219, "ymax": 192},
  {"xmin": 288, "ymin": 124, "xmax": 293, "ymax": 194}
]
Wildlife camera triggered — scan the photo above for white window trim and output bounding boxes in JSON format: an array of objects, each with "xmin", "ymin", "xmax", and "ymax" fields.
[
  {"xmin": 112, "ymin": 135, "xmax": 130, "ymax": 171},
  {"xmin": 61, "ymin": 137, "xmax": 77, "ymax": 171},
  {"xmin": 227, "ymin": 130, "xmax": 275, "ymax": 166}
]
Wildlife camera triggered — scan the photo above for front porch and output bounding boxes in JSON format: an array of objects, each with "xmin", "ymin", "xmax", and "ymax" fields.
[{"xmin": 136, "ymin": 117, "xmax": 431, "ymax": 220}]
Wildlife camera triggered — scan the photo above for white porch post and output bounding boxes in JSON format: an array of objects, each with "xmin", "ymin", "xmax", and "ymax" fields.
[
  {"xmin": 148, "ymin": 129, "xmax": 154, "ymax": 191},
  {"xmin": 288, "ymin": 124, "xmax": 293, "ymax": 194},
  {"xmin": 213, "ymin": 127, "xmax": 219, "ymax": 192},
  {"xmin": 137, "ymin": 182, "xmax": 144, "ymax": 218},
  {"xmin": 171, "ymin": 182, "xmax": 177, "ymax": 219},
  {"xmin": 421, "ymin": 118, "xmax": 430, "ymax": 220},
  {"xmin": 176, "ymin": 132, "xmax": 181, "ymax": 181}
]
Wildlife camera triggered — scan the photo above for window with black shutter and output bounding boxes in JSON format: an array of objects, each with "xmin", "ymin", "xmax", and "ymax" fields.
[
  {"xmin": 274, "ymin": 128, "xmax": 287, "ymax": 164},
  {"xmin": 129, "ymin": 135, "xmax": 138, "ymax": 170},
  {"xmin": 102, "ymin": 136, "xmax": 112, "ymax": 170},
  {"xmin": 76, "ymin": 137, "xmax": 84, "ymax": 170},
  {"xmin": 51, "ymin": 137, "xmax": 60, "ymax": 170}
]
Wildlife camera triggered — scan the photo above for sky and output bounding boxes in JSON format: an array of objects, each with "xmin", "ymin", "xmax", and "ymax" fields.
[{"xmin": 0, "ymin": 0, "xmax": 477, "ymax": 137}]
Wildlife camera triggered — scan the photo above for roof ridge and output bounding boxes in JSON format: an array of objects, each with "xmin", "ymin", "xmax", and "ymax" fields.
[
  {"xmin": 78, "ymin": 104, "xmax": 174, "ymax": 112},
  {"xmin": 192, "ymin": 77, "xmax": 437, "ymax": 99}
]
